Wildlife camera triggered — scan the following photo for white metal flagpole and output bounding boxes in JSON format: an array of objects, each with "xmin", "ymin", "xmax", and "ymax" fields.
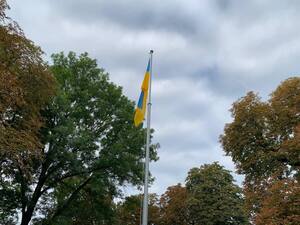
[{"xmin": 142, "ymin": 50, "xmax": 153, "ymax": 225}]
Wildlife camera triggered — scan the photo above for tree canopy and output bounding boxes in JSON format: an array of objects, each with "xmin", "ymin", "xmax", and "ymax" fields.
[
  {"xmin": 159, "ymin": 183, "xmax": 188, "ymax": 225},
  {"xmin": 0, "ymin": 51, "xmax": 158, "ymax": 225},
  {"xmin": 117, "ymin": 163, "xmax": 249, "ymax": 225},
  {"xmin": 255, "ymin": 178, "xmax": 300, "ymax": 225},
  {"xmin": 0, "ymin": 1, "xmax": 55, "ymax": 223},
  {"xmin": 186, "ymin": 162, "xmax": 249, "ymax": 225},
  {"xmin": 116, "ymin": 194, "xmax": 160, "ymax": 225},
  {"xmin": 221, "ymin": 77, "xmax": 300, "ymax": 223},
  {"xmin": 0, "ymin": 0, "xmax": 55, "ymax": 155},
  {"xmin": 40, "ymin": 52, "xmax": 158, "ymax": 225}
]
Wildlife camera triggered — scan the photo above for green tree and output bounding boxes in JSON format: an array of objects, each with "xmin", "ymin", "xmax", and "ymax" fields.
[
  {"xmin": 186, "ymin": 162, "xmax": 249, "ymax": 225},
  {"xmin": 159, "ymin": 184, "xmax": 189, "ymax": 225},
  {"xmin": 220, "ymin": 77, "xmax": 300, "ymax": 222},
  {"xmin": 0, "ymin": 1, "xmax": 55, "ymax": 223},
  {"xmin": 2, "ymin": 52, "xmax": 158, "ymax": 225},
  {"xmin": 41, "ymin": 178, "xmax": 117, "ymax": 225}
]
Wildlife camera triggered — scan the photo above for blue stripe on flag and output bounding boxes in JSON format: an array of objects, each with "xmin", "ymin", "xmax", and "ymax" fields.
[
  {"xmin": 137, "ymin": 91, "xmax": 144, "ymax": 109},
  {"xmin": 146, "ymin": 60, "xmax": 150, "ymax": 72}
]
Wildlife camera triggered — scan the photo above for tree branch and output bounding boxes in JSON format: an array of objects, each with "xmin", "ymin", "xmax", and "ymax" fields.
[
  {"xmin": 45, "ymin": 174, "xmax": 93, "ymax": 224},
  {"xmin": 41, "ymin": 164, "xmax": 111, "ymax": 195},
  {"xmin": 17, "ymin": 164, "xmax": 27, "ymax": 216}
]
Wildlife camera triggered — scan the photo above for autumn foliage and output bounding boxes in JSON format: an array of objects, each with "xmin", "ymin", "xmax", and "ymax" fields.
[
  {"xmin": 0, "ymin": 0, "xmax": 55, "ymax": 156},
  {"xmin": 221, "ymin": 77, "xmax": 300, "ymax": 223},
  {"xmin": 255, "ymin": 178, "xmax": 300, "ymax": 225},
  {"xmin": 0, "ymin": 1, "xmax": 55, "ymax": 223},
  {"xmin": 159, "ymin": 184, "xmax": 188, "ymax": 225}
]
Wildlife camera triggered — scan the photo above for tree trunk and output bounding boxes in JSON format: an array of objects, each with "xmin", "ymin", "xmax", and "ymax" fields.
[{"xmin": 20, "ymin": 156, "xmax": 51, "ymax": 225}]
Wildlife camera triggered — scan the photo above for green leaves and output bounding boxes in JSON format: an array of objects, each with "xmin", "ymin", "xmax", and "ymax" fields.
[
  {"xmin": 35, "ymin": 52, "xmax": 158, "ymax": 224},
  {"xmin": 0, "ymin": 50, "xmax": 158, "ymax": 225},
  {"xmin": 186, "ymin": 162, "xmax": 249, "ymax": 225}
]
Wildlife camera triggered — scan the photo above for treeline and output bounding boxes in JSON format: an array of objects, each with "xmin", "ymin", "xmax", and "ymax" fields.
[
  {"xmin": 118, "ymin": 113, "xmax": 300, "ymax": 225},
  {"xmin": 116, "ymin": 162, "xmax": 248, "ymax": 225},
  {"xmin": 0, "ymin": 1, "xmax": 299, "ymax": 224}
]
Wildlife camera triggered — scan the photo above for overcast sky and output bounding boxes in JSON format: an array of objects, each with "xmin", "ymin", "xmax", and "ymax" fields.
[{"xmin": 7, "ymin": 0, "xmax": 300, "ymax": 195}]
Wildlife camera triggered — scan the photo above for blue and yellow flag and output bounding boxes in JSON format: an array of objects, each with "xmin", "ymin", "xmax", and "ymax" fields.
[{"xmin": 134, "ymin": 60, "xmax": 151, "ymax": 127}]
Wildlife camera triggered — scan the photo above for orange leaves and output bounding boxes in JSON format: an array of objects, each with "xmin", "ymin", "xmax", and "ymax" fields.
[
  {"xmin": 255, "ymin": 179, "xmax": 300, "ymax": 225},
  {"xmin": 159, "ymin": 184, "xmax": 188, "ymax": 225},
  {"xmin": 0, "ymin": 1, "xmax": 55, "ymax": 159},
  {"xmin": 221, "ymin": 77, "xmax": 300, "ymax": 223}
]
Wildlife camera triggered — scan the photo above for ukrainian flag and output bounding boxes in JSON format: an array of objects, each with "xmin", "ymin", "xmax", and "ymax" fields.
[{"xmin": 134, "ymin": 59, "xmax": 151, "ymax": 127}]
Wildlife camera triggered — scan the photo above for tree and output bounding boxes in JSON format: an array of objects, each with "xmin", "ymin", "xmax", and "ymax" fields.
[
  {"xmin": 255, "ymin": 178, "xmax": 300, "ymax": 225},
  {"xmin": 0, "ymin": 0, "xmax": 55, "ymax": 154},
  {"xmin": 116, "ymin": 194, "xmax": 160, "ymax": 225},
  {"xmin": 0, "ymin": 1, "xmax": 55, "ymax": 223},
  {"xmin": 1, "ymin": 52, "xmax": 158, "ymax": 225},
  {"xmin": 41, "ymin": 178, "xmax": 117, "ymax": 225},
  {"xmin": 220, "ymin": 77, "xmax": 300, "ymax": 221},
  {"xmin": 185, "ymin": 162, "xmax": 249, "ymax": 225},
  {"xmin": 159, "ymin": 184, "xmax": 189, "ymax": 225},
  {"xmin": 116, "ymin": 195, "xmax": 142, "ymax": 225}
]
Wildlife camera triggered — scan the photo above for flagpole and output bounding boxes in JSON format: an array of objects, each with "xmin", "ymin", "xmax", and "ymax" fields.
[{"xmin": 142, "ymin": 50, "xmax": 153, "ymax": 225}]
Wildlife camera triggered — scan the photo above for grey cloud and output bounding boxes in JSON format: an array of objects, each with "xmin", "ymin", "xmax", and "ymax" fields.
[{"xmin": 50, "ymin": 0, "xmax": 200, "ymax": 35}]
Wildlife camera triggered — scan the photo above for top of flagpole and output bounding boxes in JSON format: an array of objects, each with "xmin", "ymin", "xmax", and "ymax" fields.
[{"xmin": 148, "ymin": 50, "xmax": 153, "ymax": 104}]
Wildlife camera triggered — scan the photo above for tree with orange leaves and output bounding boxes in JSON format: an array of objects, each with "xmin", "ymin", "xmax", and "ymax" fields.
[
  {"xmin": 0, "ymin": 0, "xmax": 55, "ymax": 223},
  {"xmin": 0, "ymin": 0, "xmax": 55, "ymax": 154},
  {"xmin": 255, "ymin": 178, "xmax": 300, "ymax": 225},
  {"xmin": 159, "ymin": 183, "xmax": 189, "ymax": 225},
  {"xmin": 221, "ymin": 77, "xmax": 300, "ymax": 223}
]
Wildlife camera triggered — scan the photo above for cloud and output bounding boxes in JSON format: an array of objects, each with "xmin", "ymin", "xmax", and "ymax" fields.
[
  {"xmin": 6, "ymin": 0, "xmax": 300, "ymax": 194},
  {"xmin": 48, "ymin": 0, "xmax": 219, "ymax": 38}
]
